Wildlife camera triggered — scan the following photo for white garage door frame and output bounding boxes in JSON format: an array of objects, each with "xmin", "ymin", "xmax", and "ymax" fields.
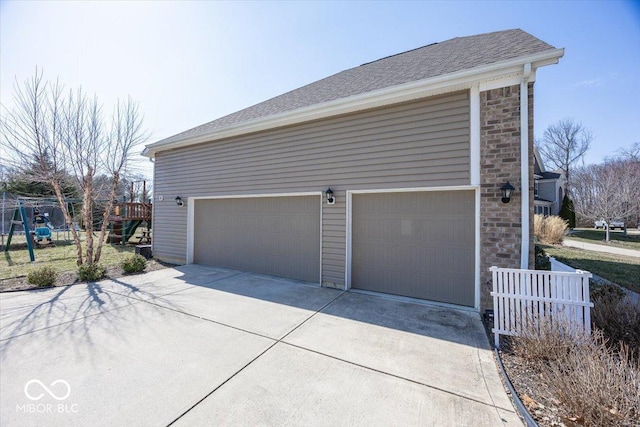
[
  {"xmin": 345, "ymin": 185, "xmax": 481, "ymax": 310},
  {"xmin": 186, "ymin": 192, "xmax": 324, "ymax": 284}
]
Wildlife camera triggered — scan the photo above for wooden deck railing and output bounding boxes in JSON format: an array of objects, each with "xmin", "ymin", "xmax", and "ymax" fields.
[{"xmin": 114, "ymin": 203, "xmax": 152, "ymax": 220}]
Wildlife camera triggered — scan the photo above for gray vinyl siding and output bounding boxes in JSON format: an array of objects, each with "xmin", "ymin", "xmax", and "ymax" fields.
[
  {"xmin": 538, "ymin": 181, "xmax": 556, "ymax": 204},
  {"xmin": 153, "ymin": 91, "xmax": 470, "ymax": 285}
]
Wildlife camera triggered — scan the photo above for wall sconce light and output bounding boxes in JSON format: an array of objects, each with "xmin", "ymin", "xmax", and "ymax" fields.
[
  {"xmin": 500, "ymin": 182, "xmax": 515, "ymax": 204},
  {"xmin": 175, "ymin": 196, "xmax": 184, "ymax": 207},
  {"xmin": 325, "ymin": 187, "xmax": 335, "ymax": 205}
]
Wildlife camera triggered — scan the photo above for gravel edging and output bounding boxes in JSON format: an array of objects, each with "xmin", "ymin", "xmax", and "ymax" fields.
[{"xmin": 494, "ymin": 348, "xmax": 538, "ymax": 427}]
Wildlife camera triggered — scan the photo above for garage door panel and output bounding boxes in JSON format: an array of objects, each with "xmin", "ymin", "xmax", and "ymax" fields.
[
  {"xmin": 194, "ymin": 196, "xmax": 320, "ymax": 283},
  {"xmin": 352, "ymin": 191, "xmax": 475, "ymax": 306}
]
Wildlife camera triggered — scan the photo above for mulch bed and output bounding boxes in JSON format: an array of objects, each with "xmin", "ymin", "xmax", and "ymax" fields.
[
  {"xmin": 482, "ymin": 317, "xmax": 572, "ymax": 427},
  {"xmin": 0, "ymin": 259, "xmax": 174, "ymax": 293}
]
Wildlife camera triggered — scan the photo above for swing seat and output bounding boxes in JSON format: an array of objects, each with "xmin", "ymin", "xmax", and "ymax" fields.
[{"xmin": 35, "ymin": 227, "xmax": 52, "ymax": 241}]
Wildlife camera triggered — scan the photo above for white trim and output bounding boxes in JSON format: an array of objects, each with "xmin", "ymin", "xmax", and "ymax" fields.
[
  {"xmin": 345, "ymin": 192, "xmax": 353, "ymax": 291},
  {"xmin": 469, "ymin": 84, "xmax": 480, "ymax": 186},
  {"xmin": 347, "ymin": 185, "xmax": 477, "ymax": 195},
  {"xmin": 143, "ymin": 49, "xmax": 564, "ymax": 158},
  {"xmin": 474, "ymin": 187, "xmax": 481, "ymax": 311},
  {"xmin": 345, "ymin": 185, "xmax": 480, "ymax": 311},
  {"xmin": 186, "ymin": 197, "xmax": 194, "ymax": 264},
  {"xmin": 189, "ymin": 192, "xmax": 320, "ymax": 200},
  {"xmin": 536, "ymin": 178, "xmax": 561, "ymax": 183},
  {"xmin": 520, "ymin": 64, "xmax": 531, "ymax": 269},
  {"xmin": 186, "ymin": 191, "xmax": 323, "ymax": 283},
  {"xmin": 478, "ymin": 75, "xmax": 522, "ymax": 92},
  {"xmin": 319, "ymin": 198, "xmax": 323, "ymax": 284}
]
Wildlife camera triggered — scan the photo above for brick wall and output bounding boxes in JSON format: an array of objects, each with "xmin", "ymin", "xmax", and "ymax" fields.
[{"xmin": 479, "ymin": 83, "xmax": 535, "ymax": 310}]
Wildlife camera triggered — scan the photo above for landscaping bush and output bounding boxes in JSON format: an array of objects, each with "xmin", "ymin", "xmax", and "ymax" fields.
[
  {"xmin": 78, "ymin": 263, "xmax": 106, "ymax": 282},
  {"xmin": 591, "ymin": 291, "xmax": 640, "ymax": 353},
  {"xmin": 534, "ymin": 214, "xmax": 568, "ymax": 244},
  {"xmin": 512, "ymin": 320, "xmax": 640, "ymax": 426},
  {"xmin": 558, "ymin": 194, "xmax": 576, "ymax": 229},
  {"xmin": 534, "ymin": 245, "xmax": 550, "ymax": 270},
  {"xmin": 543, "ymin": 332, "xmax": 639, "ymax": 427},
  {"xmin": 511, "ymin": 317, "xmax": 585, "ymax": 365},
  {"xmin": 533, "ymin": 213, "xmax": 544, "ymax": 240},
  {"xmin": 121, "ymin": 254, "xmax": 147, "ymax": 274},
  {"xmin": 590, "ymin": 282, "xmax": 626, "ymax": 301},
  {"xmin": 27, "ymin": 266, "xmax": 57, "ymax": 287}
]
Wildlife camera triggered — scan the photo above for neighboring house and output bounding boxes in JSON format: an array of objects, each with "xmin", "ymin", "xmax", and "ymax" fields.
[
  {"xmin": 533, "ymin": 147, "xmax": 567, "ymax": 216},
  {"xmin": 143, "ymin": 29, "xmax": 563, "ymax": 311}
]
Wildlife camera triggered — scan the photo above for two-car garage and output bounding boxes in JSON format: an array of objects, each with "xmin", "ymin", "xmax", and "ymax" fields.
[{"xmin": 190, "ymin": 190, "xmax": 476, "ymax": 307}]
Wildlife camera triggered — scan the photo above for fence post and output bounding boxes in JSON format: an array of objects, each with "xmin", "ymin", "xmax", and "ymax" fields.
[{"xmin": 490, "ymin": 266, "xmax": 499, "ymax": 348}]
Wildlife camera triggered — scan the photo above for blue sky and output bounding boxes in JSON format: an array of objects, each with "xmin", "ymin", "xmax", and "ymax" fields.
[{"xmin": 1, "ymin": 0, "xmax": 639, "ymax": 178}]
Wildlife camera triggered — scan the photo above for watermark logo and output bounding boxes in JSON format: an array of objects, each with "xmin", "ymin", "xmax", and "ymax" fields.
[
  {"xmin": 24, "ymin": 379, "xmax": 71, "ymax": 401},
  {"xmin": 17, "ymin": 379, "xmax": 78, "ymax": 414}
]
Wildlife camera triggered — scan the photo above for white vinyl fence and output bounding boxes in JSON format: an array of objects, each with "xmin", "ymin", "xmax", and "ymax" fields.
[{"xmin": 490, "ymin": 266, "xmax": 594, "ymax": 348}]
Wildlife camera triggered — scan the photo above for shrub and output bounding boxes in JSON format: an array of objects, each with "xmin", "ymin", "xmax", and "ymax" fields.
[
  {"xmin": 590, "ymin": 282, "xmax": 626, "ymax": 302},
  {"xmin": 543, "ymin": 332, "xmax": 639, "ymax": 426},
  {"xmin": 534, "ymin": 214, "xmax": 568, "ymax": 244},
  {"xmin": 558, "ymin": 194, "xmax": 576, "ymax": 229},
  {"xmin": 27, "ymin": 266, "xmax": 57, "ymax": 287},
  {"xmin": 121, "ymin": 254, "xmax": 147, "ymax": 274},
  {"xmin": 511, "ymin": 317, "xmax": 586, "ymax": 365},
  {"xmin": 591, "ymin": 291, "xmax": 640, "ymax": 353},
  {"xmin": 78, "ymin": 263, "xmax": 106, "ymax": 282},
  {"xmin": 534, "ymin": 245, "xmax": 550, "ymax": 270},
  {"xmin": 533, "ymin": 213, "xmax": 544, "ymax": 240},
  {"xmin": 512, "ymin": 320, "xmax": 640, "ymax": 426}
]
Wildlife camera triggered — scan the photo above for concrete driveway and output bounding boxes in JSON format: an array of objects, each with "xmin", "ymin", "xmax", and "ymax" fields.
[{"xmin": 0, "ymin": 265, "xmax": 522, "ymax": 426}]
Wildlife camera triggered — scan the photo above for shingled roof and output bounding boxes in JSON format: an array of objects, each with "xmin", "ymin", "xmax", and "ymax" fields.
[{"xmin": 146, "ymin": 29, "xmax": 560, "ymax": 154}]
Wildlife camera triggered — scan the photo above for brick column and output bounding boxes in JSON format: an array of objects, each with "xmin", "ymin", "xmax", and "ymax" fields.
[{"xmin": 479, "ymin": 83, "xmax": 534, "ymax": 311}]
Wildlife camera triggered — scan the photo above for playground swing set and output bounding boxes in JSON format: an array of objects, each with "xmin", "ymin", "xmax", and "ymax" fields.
[
  {"xmin": 3, "ymin": 197, "xmax": 77, "ymax": 262},
  {"xmin": 3, "ymin": 183, "xmax": 152, "ymax": 262}
]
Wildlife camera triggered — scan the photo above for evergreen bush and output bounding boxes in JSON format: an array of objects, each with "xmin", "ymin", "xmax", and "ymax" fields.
[
  {"xmin": 27, "ymin": 266, "xmax": 57, "ymax": 287},
  {"xmin": 78, "ymin": 263, "xmax": 106, "ymax": 282},
  {"xmin": 121, "ymin": 254, "xmax": 147, "ymax": 274}
]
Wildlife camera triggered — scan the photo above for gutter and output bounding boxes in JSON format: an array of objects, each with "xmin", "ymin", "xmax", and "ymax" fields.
[
  {"xmin": 520, "ymin": 63, "xmax": 532, "ymax": 269},
  {"xmin": 142, "ymin": 48, "xmax": 564, "ymax": 158}
]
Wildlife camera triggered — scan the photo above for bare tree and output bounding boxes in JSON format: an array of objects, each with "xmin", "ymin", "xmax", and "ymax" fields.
[
  {"xmin": 572, "ymin": 160, "xmax": 639, "ymax": 241},
  {"xmin": 619, "ymin": 142, "xmax": 640, "ymax": 162},
  {"xmin": 617, "ymin": 142, "xmax": 640, "ymax": 227},
  {"xmin": 0, "ymin": 68, "xmax": 148, "ymax": 265},
  {"xmin": 537, "ymin": 119, "xmax": 593, "ymax": 190}
]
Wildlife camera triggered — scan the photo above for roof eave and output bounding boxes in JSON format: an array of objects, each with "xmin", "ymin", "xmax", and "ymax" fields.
[{"xmin": 142, "ymin": 47, "xmax": 564, "ymax": 158}]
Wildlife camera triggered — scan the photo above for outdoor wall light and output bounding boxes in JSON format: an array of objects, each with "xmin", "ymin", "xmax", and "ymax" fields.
[
  {"xmin": 325, "ymin": 187, "xmax": 335, "ymax": 205},
  {"xmin": 500, "ymin": 181, "xmax": 515, "ymax": 204},
  {"xmin": 175, "ymin": 196, "xmax": 184, "ymax": 207}
]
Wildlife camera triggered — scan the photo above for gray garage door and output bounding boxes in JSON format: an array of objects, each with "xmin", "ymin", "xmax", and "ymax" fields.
[
  {"xmin": 193, "ymin": 196, "xmax": 321, "ymax": 283},
  {"xmin": 352, "ymin": 191, "xmax": 475, "ymax": 306}
]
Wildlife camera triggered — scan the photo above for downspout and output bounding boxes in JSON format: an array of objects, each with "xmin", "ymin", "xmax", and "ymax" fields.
[{"xmin": 520, "ymin": 63, "xmax": 532, "ymax": 268}]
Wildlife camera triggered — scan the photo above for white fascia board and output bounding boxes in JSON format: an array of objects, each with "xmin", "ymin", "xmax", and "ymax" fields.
[{"xmin": 142, "ymin": 48, "xmax": 564, "ymax": 158}]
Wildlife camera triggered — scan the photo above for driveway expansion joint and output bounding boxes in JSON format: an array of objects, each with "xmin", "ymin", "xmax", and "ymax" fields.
[
  {"xmin": 166, "ymin": 289, "xmax": 348, "ymax": 426},
  {"xmin": 279, "ymin": 340, "xmax": 517, "ymax": 414}
]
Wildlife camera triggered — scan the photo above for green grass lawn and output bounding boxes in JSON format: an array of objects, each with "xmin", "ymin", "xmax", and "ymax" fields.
[
  {"xmin": 1, "ymin": 233, "xmax": 135, "ymax": 280},
  {"xmin": 541, "ymin": 244, "xmax": 640, "ymax": 293},
  {"xmin": 566, "ymin": 228, "xmax": 640, "ymax": 250}
]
